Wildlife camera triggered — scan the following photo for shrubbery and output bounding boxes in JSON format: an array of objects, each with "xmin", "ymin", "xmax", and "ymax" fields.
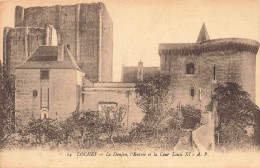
[
  {"xmin": 213, "ymin": 82, "xmax": 260, "ymax": 151},
  {"xmin": 4, "ymin": 105, "xmax": 127, "ymax": 150},
  {"xmin": 130, "ymin": 75, "xmax": 185, "ymax": 148},
  {"xmin": 181, "ymin": 105, "xmax": 201, "ymax": 129}
]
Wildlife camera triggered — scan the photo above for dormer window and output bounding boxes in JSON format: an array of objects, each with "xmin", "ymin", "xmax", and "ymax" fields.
[{"xmin": 186, "ymin": 63, "xmax": 195, "ymax": 74}]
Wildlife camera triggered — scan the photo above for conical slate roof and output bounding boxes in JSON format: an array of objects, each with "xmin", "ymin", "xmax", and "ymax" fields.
[{"xmin": 197, "ymin": 23, "xmax": 210, "ymax": 43}]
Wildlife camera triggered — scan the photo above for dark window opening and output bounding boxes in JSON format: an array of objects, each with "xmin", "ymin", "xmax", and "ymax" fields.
[
  {"xmin": 37, "ymin": 35, "xmax": 39, "ymax": 41},
  {"xmin": 40, "ymin": 70, "xmax": 49, "ymax": 80},
  {"xmin": 190, "ymin": 87, "xmax": 195, "ymax": 97},
  {"xmin": 67, "ymin": 44, "xmax": 70, "ymax": 50},
  {"xmin": 33, "ymin": 90, "xmax": 38, "ymax": 97},
  {"xmin": 213, "ymin": 65, "xmax": 216, "ymax": 80},
  {"xmin": 186, "ymin": 63, "xmax": 195, "ymax": 74},
  {"xmin": 82, "ymin": 95, "xmax": 84, "ymax": 103},
  {"xmin": 44, "ymin": 113, "xmax": 47, "ymax": 119}
]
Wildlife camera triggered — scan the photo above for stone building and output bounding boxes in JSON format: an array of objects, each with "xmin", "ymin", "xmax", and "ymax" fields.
[
  {"xmin": 5, "ymin": 3, "xmax": 143, "ymax": 129},
  {"xmin": 81, "ymin": 82, "xmax": 143, "ymax": 128},
  {"xmin": 4, "ymin": 2, "xmax": 113, "ymax": 82},
  {"xmin": 4, "ymin": 2, "xmax": 259, "ymax": 132},
  {"xmin": 15, "ymin": 45, "xmax": 84, "ymax": 126},
  {"xmin": 159, "ymin": 23, "xmax": 259, "ymax": 109}
]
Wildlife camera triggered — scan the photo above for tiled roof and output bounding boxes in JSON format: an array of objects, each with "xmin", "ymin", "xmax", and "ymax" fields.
[{"xmin": 16, "ymin": 45, "xmax": 83, "ymax": 72}]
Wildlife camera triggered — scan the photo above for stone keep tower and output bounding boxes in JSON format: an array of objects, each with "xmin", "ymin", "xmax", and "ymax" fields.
[
  {"xmin": 3, "ymin": 25, "xmax": 57, "ymax": 76},
  {"xmin": 159, "ymin": 23, "xmax": 259, "ymax": 109},
  {"xmin": 3, "ymin": 2, "xmax": 113, "ymax": 82}
]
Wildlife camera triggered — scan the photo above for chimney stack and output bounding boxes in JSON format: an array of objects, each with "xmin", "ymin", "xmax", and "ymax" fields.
[{"xmin": 137, "ymin": 60, "xmax": 143, "ymax": 81}]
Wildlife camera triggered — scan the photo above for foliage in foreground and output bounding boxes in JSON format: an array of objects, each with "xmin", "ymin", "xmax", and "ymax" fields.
[
  {"xmin": 181, "ymin": 105, "xmax": 201, "ymax": 129},
  {"xmin": 132, "ymin": 75, "xmax": 184, "ymax": 147},
  {"xmin": 4, "ymin": 105, "xmax": 127, "ymax": 150},
  {"xmin": 0, "ymin": 65, "xmax": 15, "ymax": 148},
  {"xmin": 213, "ymin": 82, "xmax": 260, "ymax": 151}
]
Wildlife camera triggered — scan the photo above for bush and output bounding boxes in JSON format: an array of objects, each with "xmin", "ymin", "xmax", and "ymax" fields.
[
  {"xmin": 181, "ymin": 105, "xmax": 201, "ymax": 129},
  {"xmin": 62, "ymin": 110, "xmax": 103, "ymax": 149}
]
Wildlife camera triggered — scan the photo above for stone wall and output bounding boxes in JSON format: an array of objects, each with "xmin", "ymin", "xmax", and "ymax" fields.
[
  {"xmin": 3, "ymin": 26, "xmax": 57, "ymax": 75},
  {"xmin": 15, "ymin": 69, "xmax": 41, "ymax": 126},
  {"xmin": 159, "ymin": 40, "xmax": 258, "ymax": 110},
  {"xmin": 15, "ymin": 68, "xmax": 83, "ymax": 126},
  {"xmin": 82, "ymin": 83, "xmax": 143, "ymax": 129},
  {"xmin": 12, "ymin": 3, "xmax": 113, "ymax": 82},
  {"xmin": 100, "ymin": 4, "xmax": 113, "ymax": 82}
]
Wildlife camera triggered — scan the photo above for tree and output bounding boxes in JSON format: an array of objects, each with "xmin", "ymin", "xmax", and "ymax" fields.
[
  {"xmin": 181, "ymin": 105, "xmax": 201, "ymax": 129},
  {"xmin": 134, "ymin": 75, "xmax": 181, "ymax": 142},
  {"xmin": 25, "ymin": 117, "xmax": 64, "ymax": 147},
  {"xmin": 0, "ymin": 63, "xmax": 15, "ymax": 148},
  {"xmin": 99, "ymin": 105, "xmax": 127, "ymax": 148},
  {"xmin": 212, "ymin": 82, "xmax": 259, "ymax": 151},
  {"xmin": 63, "ymin": 110, "xmax": 103, "ymax": 149}
]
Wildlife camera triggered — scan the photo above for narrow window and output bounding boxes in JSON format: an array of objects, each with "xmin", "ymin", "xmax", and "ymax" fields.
[
  {"xmin": 33, "ymin": 90, "xmax": 38, "ymax": 97},
  {"xmin": 44, "ymin": 113, "xmax": 47, "ymax": 119},
  {"xmin": 40, "ymin": 70, "xmax": 49, "ymax": 80},
  {"xmin": 37, "ymin": 35, "xmax": 39, "ymax": 41},
  {"xmin": 82, "ymin": 95, "xmax": 85, "ymax": 103},
  {"xmin": 190, "ymin": 87, "xmax": 195, "ymax": 97},
  {"xmin": 213, "ymin": 65, "xmax": 216, "ymax": 80},
  {"xmin": 186, "ymin": 63, "xmax": 195, "ymax": 74}
]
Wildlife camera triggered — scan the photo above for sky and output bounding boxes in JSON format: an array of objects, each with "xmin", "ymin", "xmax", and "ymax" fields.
[{"xmin": 0, "ymin": 0, "xmax": 260, "ymax": 105}]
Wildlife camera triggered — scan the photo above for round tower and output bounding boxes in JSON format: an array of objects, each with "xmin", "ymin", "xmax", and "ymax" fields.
[{"xmin": 159, "ymin": 23, "xmax": 259, "ymax": 109}]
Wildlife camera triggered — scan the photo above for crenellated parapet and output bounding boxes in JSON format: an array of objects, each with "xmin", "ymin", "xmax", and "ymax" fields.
[{"xmin": 159, "ymin": 38, "xmax": 259, "ymax": 56}]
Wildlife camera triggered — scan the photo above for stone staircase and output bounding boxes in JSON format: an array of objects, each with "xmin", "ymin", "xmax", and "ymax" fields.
[
  {"xmin": 174, "ymin": 111, "xmax": 215, "ymax": 153},
  {"xmin": 174, "ymin": 129, "xmax": 193, "ymax": 152}
]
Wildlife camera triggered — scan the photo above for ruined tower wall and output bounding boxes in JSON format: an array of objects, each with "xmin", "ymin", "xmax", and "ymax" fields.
[
  {"xmin": 12, "ymin": 3, "xmax": 113, "ymax": 82},
  {"xmin": 3, "ymin": 26, "xmax": 56, "ymax": 75},
  {"xmin": 100, "ymin": 4, "xmax": 113, "ymax": 82},
  {"xmin": 79, "ymin": 3, "xmax": 101, "ymax": 81}
]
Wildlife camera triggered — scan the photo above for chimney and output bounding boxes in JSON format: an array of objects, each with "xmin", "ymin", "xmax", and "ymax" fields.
[
  {"xmin": 57, "ymin": 45, "xmax": 64, "ymax": 61},
  {"xmin": 137, "ymin": 60, "xmax": 143, "ymax": 81}
]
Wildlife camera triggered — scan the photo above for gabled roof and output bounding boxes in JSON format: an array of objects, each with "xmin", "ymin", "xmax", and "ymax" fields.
[
  {"xmin": 16, "ymin": 45, "xmax": 83, "ymax": 72},
  {"xmin": 197, "ymin": 23, "xmax": 210, "ymax": 43}
]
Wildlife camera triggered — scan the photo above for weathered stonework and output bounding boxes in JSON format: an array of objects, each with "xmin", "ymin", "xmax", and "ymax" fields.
[
  {"xmin": 3, "ymin": 26, "xmax": 57, "ymax": 75},
  {"xmin": 4, "ymin": 3, "xmax": 113, "ymax": 82},
  {"xmin": 159, "ymin": 26, "xmax": 259, "ymax": 110},
  {"xmin": 81, "ymin": 83, "xmax": 143, "ymax": 129},
  {"xmin": 15, "ymin": 45, "xmax": 84, "ymax": 127}
]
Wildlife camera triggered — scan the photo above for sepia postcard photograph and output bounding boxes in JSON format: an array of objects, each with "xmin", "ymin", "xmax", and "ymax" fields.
[{"xmin": 0, "ymin": 0, "xmax": 260, "ymax": 167}]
